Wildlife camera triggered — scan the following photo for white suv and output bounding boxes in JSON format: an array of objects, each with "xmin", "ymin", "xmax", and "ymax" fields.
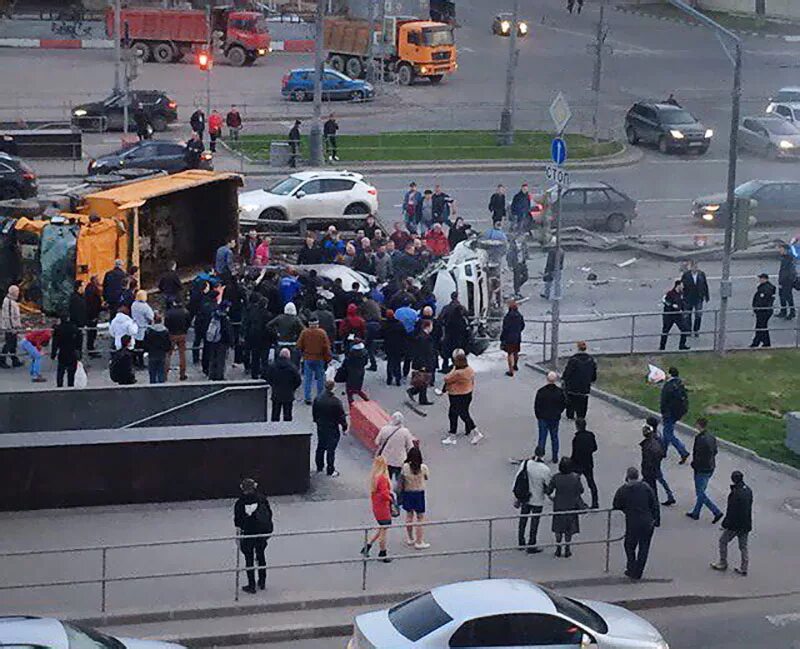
[{"xmin": 238, "ymin": 170, "xmax": 378, "ymax": 225}]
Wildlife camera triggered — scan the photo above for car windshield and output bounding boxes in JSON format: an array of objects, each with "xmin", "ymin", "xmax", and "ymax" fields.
[
  {"xmin": 735, "ymin": 180, "xmax": 764, "ymax": 198},
  {"xmin": 659, "ymin": 108, "xmax": 696, "ymax": 124},
  {"xmin": 423, "ymin": 27, "xmax": 454, "ymax": 46},
  {"xmin": 764, "ymin": 120, "xmax": 798, "ymax": 135},
  {"xmin": 63, "ymin": 623, "xmax": 121, "ymax": 649},
  {"xmin": 387, "ymin": 592, "xmax": 453, "ymax": 642},
  {"xmin": 267, "ymin": 176, "xmax": 303, "ymax": 195},
  {"xmin": 544, "ymin": 589, "xmax": 609, "ymax": 635},
  {"xmin": 775, "ymin": 90, "xmax": 800, "ymax": 102}
]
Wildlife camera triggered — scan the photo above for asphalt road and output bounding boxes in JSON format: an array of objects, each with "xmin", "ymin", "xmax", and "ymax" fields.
[{"xmin": 219, "ymin": 592, "xmax": 800, "ymax": 649}]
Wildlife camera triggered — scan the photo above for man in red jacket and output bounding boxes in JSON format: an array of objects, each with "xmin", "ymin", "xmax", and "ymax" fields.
[{"xmin": 21, "ymin": 328, "xmax": 51, "ymax": 383}]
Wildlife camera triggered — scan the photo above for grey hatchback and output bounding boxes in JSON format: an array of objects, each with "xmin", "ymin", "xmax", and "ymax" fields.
[{"xmin": 541, "ymin": 181, "xmax": 637, "ymax": 233}]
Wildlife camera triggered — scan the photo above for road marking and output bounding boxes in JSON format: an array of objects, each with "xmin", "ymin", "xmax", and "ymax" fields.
[
  {"xmin": 767, "ymin": 612, "xmax": 800, "ymax": 627},
  {"xmin": 460, "ymin": 46, "xmax": 475, "ymax": 53},
  {"xmin": 645, "ymin": 158, "xmax": 728, "ymax": 165},
  {"xmin": 638, "ymin": 198, "xmax": 690, "ymax": 203},
  {"xmin": 539, "ymin": 23, "xmax": 658, "ymax": 55}
]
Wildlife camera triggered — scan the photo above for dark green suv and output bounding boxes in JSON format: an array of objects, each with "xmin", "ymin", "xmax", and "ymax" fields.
[{"xmin": 625, "ymin": 101, "xmax": 713, "ymax": 155}]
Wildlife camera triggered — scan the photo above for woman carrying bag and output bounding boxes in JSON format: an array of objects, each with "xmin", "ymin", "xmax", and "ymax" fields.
[{"xmin": 374, "ymin": 412, "xmax": 415, "ymax": 481}]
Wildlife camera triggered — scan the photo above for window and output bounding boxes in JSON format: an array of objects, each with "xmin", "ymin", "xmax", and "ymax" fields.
[
  {"xmin": 156, "ymin": 143, "xmax": 182, "ymax": 155},
  {"xmin": 764, "ymin": 120, "xmax": 798, "ymax": 135},
  {"xmin": 0, "ymin": 162, "xmax": 12, "ymax": 174},
  {"xmin": 449, "ymin": 613, "xmax": 584, "ymax": 647},
  {"xmin": 406, "ymin": 30, "xmax": 420, "ymax": 45},
  {"xmin": 560, "ymin": 190, "xmax": 584, "ymax": 207},
  {"xmin": 268, "ymin": 176, "xmax": 303, "ymax": 195},
  {"xmin": 782, "ymin": 183, "xmax": 800, "ymax": 204},
  {"xmin": 322, "ymin": 179, "xmax": 355, "ymax": 192},
  {"xmin": 753, "ymin": 183, "xmax": 784, "ymax": 205},
  {"xmin": 585, "ymin": 190, "xmax": 610, "ymax": 205},
  {"xmin": 775, "ymin": 105, "xmax": 791, "ymax": 118},
  {"xmin": 544, "ymin": 589, "xmax": 609, "ymax": 634},
  {"xmin": 63, "ymin": 623, "xmax": 122, "ymax": 649},
  {"xmin": 298, "ymin": 179, "xmax": 322, "ymax": 195},
  {"xmin": 423, "ymin": 27, "xmax": 454, "ymax": 46},
  {"xmin": 640, "ymin": 106, "xmax": 656, "ymax": 121},
  {"xmin": 388, "ymin": 592, "xmax": 453, "ymax": 642},
  {"xmin": 324, "ymin": 72, "xmax": 342, "ymax": 82}
]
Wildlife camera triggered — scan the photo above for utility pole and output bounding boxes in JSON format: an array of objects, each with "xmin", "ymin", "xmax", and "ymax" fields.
[
  {"xmin": 376, "ymin": 0, "xmax": 387, "ymax": 95},
  {"xmin": 590, "ymin": 1, "xmax": 609, "ymax": 151},
  {"xmin": 113, "ymin": 0, "xmax": 121, "ymax": 93},
  {"xmin": 498, "ymin": 0, "xmax": 519, "ymax": 146},
  {"xmin": 122, "ymin": 23, "xmax": 129, "ymax": 134},
  {"xmin": 308, "ymin": 0, "xmax": 325, "ymax": 166},
  {"xmin": 205, "ymin": 2, "xmax": 212, "ymax": 120},
  {"xmin": 667, "ymin": 0, "xmax": 741, "ymax": 354},
  {"xmin": 364, "ymin": 0, "xmax": 377, "ymax": 83}
]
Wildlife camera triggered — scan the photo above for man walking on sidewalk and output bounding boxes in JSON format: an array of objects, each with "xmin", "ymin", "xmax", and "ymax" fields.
[
  {"xmin": 613, "ymin": 466, "xmax": 660, "ymax": 580},
  {"xmin": 659, "ymin": 367, "xmax": 690, "ymax": 463},
  {"xmin": 686, "ymin": 418, "xmax": 723, "ymax": 523},
  {"xmin": 640, "ymin": 420, "xmax": 676, "ymax": 507},
  {"xmin": 234, "ymin": 478, "xmax": 273, "ymax": 594},
  {"xmin": 312, "ymin": 380, "xmax": 348, "ymax": 477},
  {"xmin": 513, "ymin": 446, "xmax": 551, "ymax": 553},
  {"xmin": 777, "ymin": 243, "xmax": 796, "ymax": 320},
  {"xmin": 296, "ymin": 317, "xmax": 331, "ymax": 404},
  {"xmin": 562, "ymin": 341, "xmax": 597, "ymax": 420},
  {"xmin": 534, "ymin": 371, "xmax": 566, "ymax": 463},
  {"xmin": 711, "ymin": 470, "xmax": 753, "ymax": 576}
]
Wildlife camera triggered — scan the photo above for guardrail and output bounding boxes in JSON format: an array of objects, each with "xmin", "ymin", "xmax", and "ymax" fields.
[{"xmin": 0, "ymin": 508, "xmax": 623, "ymax": 613}]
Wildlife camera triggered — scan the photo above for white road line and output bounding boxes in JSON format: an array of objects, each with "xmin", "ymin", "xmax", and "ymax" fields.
[
  {"xmin": 766, "ymin": 612, "xmax": 800, "ymax": 627},
  {"xmin": 638, "ymin": 198, "xmax": 690, "ymax": 203},
  {"xmin": 460, "ymin": 46, "xmax": 475, "ymax": 53},
  {"xmin": 645, "ymin": 158, "xmax": 729, "ymax": 165}
]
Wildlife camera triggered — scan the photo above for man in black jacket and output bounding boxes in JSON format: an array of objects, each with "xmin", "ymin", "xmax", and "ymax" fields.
[
  {"xmin": 570, "ymin": 418, "xmax": 598, "ymax": 508},
  {"xmin": 488, "ymin": 184, "xmax": 507, "ymax": 222},
  {"xmin": 102, "ymin": 260, "xmax": 127, "ymax": 318},
  {"xmin": 640, "ymin": 422, "xmax": 675, "ymax": 506},
  {"xmin": 562, "ymin": 341, "xmax": 597, "ymax": 419},
  {"xmin": 686, "ymin": 417, "xmax": 723, "ymax": 523},
  {"xmin": 190, "ymin": 107, "xmax": 205, "ymax": 140},
  {"xmin": 680, "ymin": 260, "xmax": 710, "ymax": 336},
  {"xmin": 233, "ymin": 478, "xmax": 273, "ymax": 594},
  {"xmin": 711, "ymin": 471, "xmax": 752, "ymax": 576},
  {"xmin": 613, "ymin": 466, "xmax": 660, "ymax": 580},
  {"xmin": 382, "ymin": 309, "xmax": 407, "ymax": 386},
  {"xmin": 51, "ymin": 314, "xmax": 82, "ymax": 387},
  {"xmin": 534, "ymin": 371, "xmax": 567, "ymax": 463},
  {"xmin": 751, "ymin": 273, "xmax": 776, "ymax": 348},
  {"xmin": 312, "ymin": 380, "xmax": 348, "ymax": 476},
  {"xmin": 659, "ymin": 279, "xmax": 690, "ymax": 351},
  {"xmin": 659, "ymin": 366, "xmax": 690, "ymax": 463},
  {"xmin": 777, "ymin": 243, "xmax": 796, "ymax": 320},
  {"xmin": 265, "ymin": 348, "xmax": 302, "ymax": 421},
  {"xmin": 165, "ymin": 300, "xmax": 191, "ymax": 381},
  {"xmin": 540, "ymin": 246, "xmax": 564, "ymax": 300},
  {"xmin": 68, "ymin": 281, "xmax": 87, "ymax": 332},
  {"xmin": 288, "ymin": 119, "xmax": 301, "ymax": 168},
  {"xmin": 158, "ymin": 261, "xmax": 183, "ymax": 308},
  {"xmin": 143, "ymin": 313, "xmax": 172, "ymax": 384},
  {"xmin": 109, "ymin": 334, "xmax": 136, "ymax": 385}
]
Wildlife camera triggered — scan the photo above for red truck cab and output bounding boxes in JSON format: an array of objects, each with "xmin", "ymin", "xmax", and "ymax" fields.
[{"xmin": 213, "ymin": 9, "xmax": 271, "ymax": 63}]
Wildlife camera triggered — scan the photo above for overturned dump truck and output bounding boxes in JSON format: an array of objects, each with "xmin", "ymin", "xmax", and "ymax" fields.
[{"xmin": 0, "ymin": 170, "xmax": 242, "ymax": 315}]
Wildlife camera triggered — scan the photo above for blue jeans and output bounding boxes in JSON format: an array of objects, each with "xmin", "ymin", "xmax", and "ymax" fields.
[
  {"xmin": 148, "ymin": 358, "xmax": 166, "ymax": 384},
  {"xmin": 657, "ymin": 471, "xmax": 675, "ymax": 500},
  {"xmin": 537, "ymin": 419, "xmax": 560, "ymax": 461},
  {"xmin": 303, "ymin": 359, "xmax": 325, "ymax": 402},
  {"xmin": 662, "ymin": 417, "xmax": 689, "ymax": 459},
  {"xmin": 20, "ymin": 339, "xmax": 41, "ymax": 378},
  {"xmin": 691, "ymin": 471, "xmax": 721, "ymax": 517}
]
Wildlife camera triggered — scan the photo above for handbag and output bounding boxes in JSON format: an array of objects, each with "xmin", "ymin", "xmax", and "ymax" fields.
[
  {"xmin": 334, "ymin": 363, "xmax": 348, "ymax": 383},
  {"xmin": 410, "ymin": 370, "xmax": 430, "ymax": 390}
]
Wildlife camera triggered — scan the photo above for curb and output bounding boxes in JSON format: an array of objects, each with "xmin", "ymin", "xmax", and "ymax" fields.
[
  {"xmin": 526, "ymin": 362, "xmax": 800, "ymax": 480},
  {"xmin": 0, "ymin": 38, "xmax": 313, "ymax": 51},
  {"xmin": 613, "ymin": 4, "xmax": 800, "ymax": 40}
]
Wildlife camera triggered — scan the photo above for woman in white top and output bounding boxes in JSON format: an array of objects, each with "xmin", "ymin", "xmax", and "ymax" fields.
[
  {"xmin": 401, "ymin": 445, "xmax": 429, "ymax": 549},
  {"xmin": 374, "ymin": 412, "xmax": 415, "ymax": 481}
]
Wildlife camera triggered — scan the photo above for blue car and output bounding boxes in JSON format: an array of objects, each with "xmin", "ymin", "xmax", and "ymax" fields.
[{"xmin": 281, "ymin": 68, "xmax": 374, "ymax": 102}]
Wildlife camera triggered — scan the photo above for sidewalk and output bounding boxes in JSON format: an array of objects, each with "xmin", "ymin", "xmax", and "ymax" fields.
[{"xmin": 1, "ymin": 350, "xmax": 798, "ymax": 619}]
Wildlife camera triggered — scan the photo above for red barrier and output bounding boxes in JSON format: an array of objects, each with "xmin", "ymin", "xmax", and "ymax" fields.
[
  {"xmin": 40, "ymin": 39, "xmax": 81, "ymax": 49},
  {"xmin": 349, "ymin": 400, "xmax": 390, "ymax": 453}
]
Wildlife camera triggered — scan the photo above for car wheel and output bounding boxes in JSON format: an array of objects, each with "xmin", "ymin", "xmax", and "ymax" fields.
[
  {"xmin": 291, "ymin": 89, "xmax": 306, "ymax": 102},
  {"xmin": 625, "ymin": 126, "xmax": 638, "ymax": 145},
  {"xmin": 345, "ymin": 56, "xmax": 363, "ymax": 79},
  {"xmin": 606, "ymin": 212, "xmax": 626, "ymax": 233},
  {"xmin": 429, "ymin": 74, "xmax": 443, "ymax": 84},
  {"xmin": 152, "ymin": 42, "xmax": 175, "ymax": 63},
  {"xmin": 658, "ymin": 136, "xmax": 670, "ymax": 154},
  {"xmin": 350, "ymin": 89, "xmax": 365, "ymax": 101},
  {"xmin": 397, "ymin": 63, "xmax": 415, "ymax": 86},
  {"xmin": 260, "ymin": 208, "xmax": 287, "ymax": 221},
  {"xmin": 329, "ymin": 54, "xmax": 345, "ymax": 72},
  {"xmin": 227, "ymin": 45, "xmax": 247, "ymax": 68},
  {"xmin": 0, "ymin": 184, "xmax": 21, "ymax": 201},
  {"xmin": 697, "ymin": 145, "xmax": 709, "ymax": 156},
  {"xmin": 131, "ymin": 41, "xmax": 151, "ymax": 62},
  {"xmin": 150, "ymin": 115, "xmax": 167, "ymax": 132},
  {"xmin": 344, "ymin": 202, "xmax": 370, "ymax": 215}
]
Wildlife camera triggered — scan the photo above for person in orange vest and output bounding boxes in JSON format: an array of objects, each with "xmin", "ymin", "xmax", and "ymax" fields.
[{"xmin": 208, "ymin": 109, "xmax": 224, "ymax": 153}]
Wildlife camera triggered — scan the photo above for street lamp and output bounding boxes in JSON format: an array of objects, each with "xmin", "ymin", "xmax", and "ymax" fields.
[
  {"xmin": 498, "ymin": 0, "xmax": 520, "ymax": 146},
  {"xmin": 667, "ymin": 0, "xmax": 741, "ymax": 355}
]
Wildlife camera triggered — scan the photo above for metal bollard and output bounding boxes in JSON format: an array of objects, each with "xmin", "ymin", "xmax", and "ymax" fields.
[{"xmin": 101, "ymin": 547, "xmax": 108, "ymax": 612}]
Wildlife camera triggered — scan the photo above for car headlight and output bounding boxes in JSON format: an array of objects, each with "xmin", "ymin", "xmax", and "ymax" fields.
[
  {"xmin": 500, "ymin": 20, "xmax": 510, "ymax": 32},
  {"xmin": 73, "ymin": 109, "xmax": 87, "ymax": 117},
  {"xmin": 780, "ymin": 139, "xmax": 794, "ymax": 149},
  {"xmin": 704, "ymin": 204, "xmax": 720, "ymax": 212},
  {"xmin": 518, "ymin": 21, "xmax": 528, "ymax": 34},
  {"xmin": 702, "ymin": 213, "xmax": 715, "ymax": 221},
  {"xmin": 420, "ymin": 66, "xmax": 428, "ymax": 73},
  {"xmin": 766, "ymin": 105, "xmax": 774, "ymax": 113},
  {"xmin": 669, "ymin": 129, "xmax": 684, "ymax": 139},
  {"xmin": 239, "ymin": 203, "xmax": 259, "ymax": 213},
  {"xmin": 705, "ymin": 129, "xmax": 714, "ymax": 138},
  {"xmin": 257, "ymin": 48, "xmax": 267, "ymax": 55}
]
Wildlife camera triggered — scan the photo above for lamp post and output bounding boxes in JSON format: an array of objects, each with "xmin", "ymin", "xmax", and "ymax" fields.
[
  {"xmin": 498, "ymin": 0, "xmax": 519, "ymax": 146},
  {"xmin": 309, "ymin": 0, "xmax": 325, "ymax": 166}
]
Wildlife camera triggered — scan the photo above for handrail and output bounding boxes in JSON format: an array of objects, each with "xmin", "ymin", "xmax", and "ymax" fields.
[{"xmin": 117, "ymin": 383, "xmax": 266, "ymax": 429}]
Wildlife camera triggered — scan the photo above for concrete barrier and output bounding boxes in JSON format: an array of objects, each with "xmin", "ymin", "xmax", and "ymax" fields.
[
  {"xmin": 786, "ymin": 412, "xmax": 800, "ymax": 455},
  {"xmin": 349, "ymin": 400, "xmax": 390, "ymax": 453}
]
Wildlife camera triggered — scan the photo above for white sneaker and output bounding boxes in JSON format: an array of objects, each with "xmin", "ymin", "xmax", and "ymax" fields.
[
  {"xmin": 470, "ymin": 430, "xmax": 484, "ymax": 445},
  {"xmin": 405, "ymin": 537, "xmax": 415, "ymax": 546},
  {"xmin": 442, "ymin": 435, "xmax": 458, "ymax": 445},
  {"xmin": 414, "ymin": 541, "xmax": 431, "ymax": 550}
]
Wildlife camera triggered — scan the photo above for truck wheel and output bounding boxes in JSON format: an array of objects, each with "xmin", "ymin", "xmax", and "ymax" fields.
[
  {"xmin": 243, "ymin": 53, "xmax": 256, "ymax": 66},
  {"xmin": 227, "ymin": 45, "xmax": 247, "ymax": 67},
  {"xmin": 131, "ymin": 41, "xmax": 151, "ymax": 62},
  {"xmin": 345, "ymin": 56, "xmax": 363, "ymax": 79},
  {"xmin": 429, "ymin": 74, "xmax": 443, "ymax": 84},
  {"xmin": 606, "ymin": 213, "xmax": 626, "ymax": 233},
  {"xmin": 397, "ymin": 63, "xmax": 415, "ymax": 86},
  {"xmin": 150, "ymin": 115, "xmax": 167, "ymax": 132},
  {"xmin": 329, "ymin": 54, "xmax": 345, "ymax": 72},
  {"xmin": 152, "ymin": 42, "xmax": 175, "ymax": 63}
]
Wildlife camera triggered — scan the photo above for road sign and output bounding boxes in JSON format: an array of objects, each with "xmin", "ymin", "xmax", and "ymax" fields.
[
  {"xmin": 545, "ymin": 164, "xmax": 570, "ymax": 187},
  {"xmin": 551, "ymin": 137, "xmax": 567, "ymax": 165},
  {"xmin": 549, "ymin": 92, "xmax": 572, "ymax": 134}
]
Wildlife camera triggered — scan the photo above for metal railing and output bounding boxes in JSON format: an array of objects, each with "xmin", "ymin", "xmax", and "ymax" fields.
[{"xmin": 0, "ymin": 508, "xmax": 623, "ymax": 613}]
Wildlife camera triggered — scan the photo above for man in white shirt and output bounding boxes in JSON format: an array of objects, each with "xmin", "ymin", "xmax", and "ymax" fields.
[
  {"xmin": 514, "ymin": 445, "xmax": 552, "ymax": 553},
  {"xmin": 108, "ymin": 305, "xmax": 138, "ymax": 350}
]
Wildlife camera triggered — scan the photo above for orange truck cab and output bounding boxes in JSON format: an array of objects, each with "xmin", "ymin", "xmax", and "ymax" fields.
[{"xmin": 395, "ymin": 19, "xmax": 457, "ymax": 85}]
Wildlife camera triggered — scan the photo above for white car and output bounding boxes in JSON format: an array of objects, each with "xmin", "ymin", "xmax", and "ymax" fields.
[
  {"xmin": 238, "ymin": 170, "xmax": 378, "ymax": 225},
  {"xmin": 766, "ymin": 87, "xmax": 800, "ymax": 114},
  {"xmin": 0, "ymin": 616, "xmax": 185, "ymax": 649},
  {"xmin": 348, "ymin": 579, "xmax": 668, "ymax": 648},
  {"xmin": 768, "ymin": 101, "xmax": 800, "ymax": 127}
]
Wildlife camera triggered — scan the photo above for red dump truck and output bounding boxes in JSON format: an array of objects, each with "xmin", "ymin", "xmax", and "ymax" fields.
[{"xmin": 105, "ymin": 7, "xmax": 271, "ymax": 67}]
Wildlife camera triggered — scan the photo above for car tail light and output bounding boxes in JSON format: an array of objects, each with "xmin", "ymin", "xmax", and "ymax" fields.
[
  {"xmin": 168, "ymin": 101, "xmax": 177, "ymax": 109},
  {"xmin": 367, "ymin": 187, "xmax": 377, "ymax": 196},
  {"xmin": 22, "ymin": 171, "xmax": 36, "ymax": 181}
]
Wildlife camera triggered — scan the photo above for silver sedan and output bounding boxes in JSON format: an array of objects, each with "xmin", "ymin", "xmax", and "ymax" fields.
[{"xmin": 738, "ymin": 115, "xmax": 800, "ymax": 159}]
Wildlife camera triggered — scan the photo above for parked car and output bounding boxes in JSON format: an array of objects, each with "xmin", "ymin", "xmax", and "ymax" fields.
[
  {"xmin": 625, "ymin": 101, "xmax": 713, "ymax": 154},
  {"xmin": 72, "ymin": 90, "xmax": 178, "ymax": 132},
  {"xmin": 348, "ymin": 579, "xmax": 669, "ymax": 648},
  {"xmin": 238, "ymin": 170, "xmax": 378, "ymax": 224},
  {"xmin": 0, "ymin": 152, "xmax": 37, "ymax": 200},
  {"xmin": 0, "ymin": 616, "xmax": 186, "ymax": 649},
  {"xmin": 766, "ymin": 87, "xmax": 800, "ymax": 113},
  {"xmin": 738, "ymin": 116, "xmax": 800, "ymax": 159},
  {"xmin": 492, "ymin": 12, "xmax": 529, "ymax": 36},
  {"xmin": 693, "ymin": 179, "xmax": 800, "ymax": 226},
  {"xmin": 281, "ymin": 68, "xmax": 374, "ymax": 102},
  {"xmin": 539, "ymin": 181, "xmax": 636, "ymax": 233},
  {"xmin": 87, "ymin": 140, "xmax": 212, "ymax": 175}
]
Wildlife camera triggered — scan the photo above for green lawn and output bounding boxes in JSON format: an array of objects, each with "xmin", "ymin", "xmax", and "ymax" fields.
[
  {"xmin": 229, "ymin": 130, "xmax": 622, "ymax": 162},
  {"xmin": 596, "ymin": 350, "xmax": 800, "ymax": 469},
  {"xmin": 629, "ymin": 2, "xmax": 800, "ymax": 36}
]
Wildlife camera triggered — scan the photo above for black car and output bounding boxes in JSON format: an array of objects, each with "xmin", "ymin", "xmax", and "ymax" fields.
[
  {"xmin": 0, "ymin": 152, "xmax": 37, "ymax": 200},
  {"xmin": 87, "ymin": 140, "xmax": 212, "ymax": 175},
  {"xmin": 625, "ymin": 101, "xmax": 713, "ymax": 155},
  {"xmin": 72, "ymin": 90, "xmax": 178, "ymax": 133},
  {"xmin": 693, "ymin": 179, "xmax": 800, "ymax": 227}
]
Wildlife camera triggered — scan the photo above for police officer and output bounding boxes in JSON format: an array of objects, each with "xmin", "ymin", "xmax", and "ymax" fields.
[
  {"xmin": 185, "ymin": 132, "xmax": 203, "ymax": 169},
  {"xmin": 751, "ymin": 273, "xmax": 776, "ymax": 348},
  {"xmin": 659, "ymin": 279, "xmax": 690, "ymax": 351}
]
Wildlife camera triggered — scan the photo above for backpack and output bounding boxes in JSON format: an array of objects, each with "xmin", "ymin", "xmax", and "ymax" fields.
[
  {"xmin": 109, "ymin": 349, "xmax": 126, "ymax": 383},
  {"xmin": 512, "ymin": 460, "xmax": 531, "ymax": 504},
  {"xmin": 254, "ymin": 500, "xmax": 274, "ymax": 535},
  {"xmin": 205, "ymin": 314, "xmax": 222, "ymax": 343}
]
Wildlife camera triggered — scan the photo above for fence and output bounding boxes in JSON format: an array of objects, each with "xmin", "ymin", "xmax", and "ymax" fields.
[{"xmin": 0, "ymin": 508, "xmax": 623, "ymax": 613}]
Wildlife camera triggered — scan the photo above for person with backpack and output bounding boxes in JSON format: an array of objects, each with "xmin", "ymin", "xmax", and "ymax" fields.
[
  {"xmin": 513, "ymin": 445, "xmax": 551, "ymax": 553},
  {"xmin": 110, "ymin": 334, "xmax": 136, "ymax": 385},
  {"xmin": 660, "ymin": 366, "xmax": 690, "ymax": 463},
  {"xmin": 234, "ymin": 478, "xmax": 273, "ymax": 594},
  {"xmin": 205, "ymin": 303, "xmax": 233, "ymax": 381},
  {"xmin": 374, "ymin": 412, "xmax": 415, "ymax": 481}
]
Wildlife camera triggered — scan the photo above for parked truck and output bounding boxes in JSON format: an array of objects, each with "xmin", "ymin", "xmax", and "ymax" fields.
[
  {"xmin": 105, "ymin": 6, "xmax": 271, "ymax": 67},
  {"xmin": 324, "ymin": 0, "xmax": 456, "ymax": 85}
]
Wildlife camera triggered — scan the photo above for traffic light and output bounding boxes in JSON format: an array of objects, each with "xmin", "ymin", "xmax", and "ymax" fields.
[{"xmin": 197, "ymin": 50, "xmax": 212, "ymax": 71}]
